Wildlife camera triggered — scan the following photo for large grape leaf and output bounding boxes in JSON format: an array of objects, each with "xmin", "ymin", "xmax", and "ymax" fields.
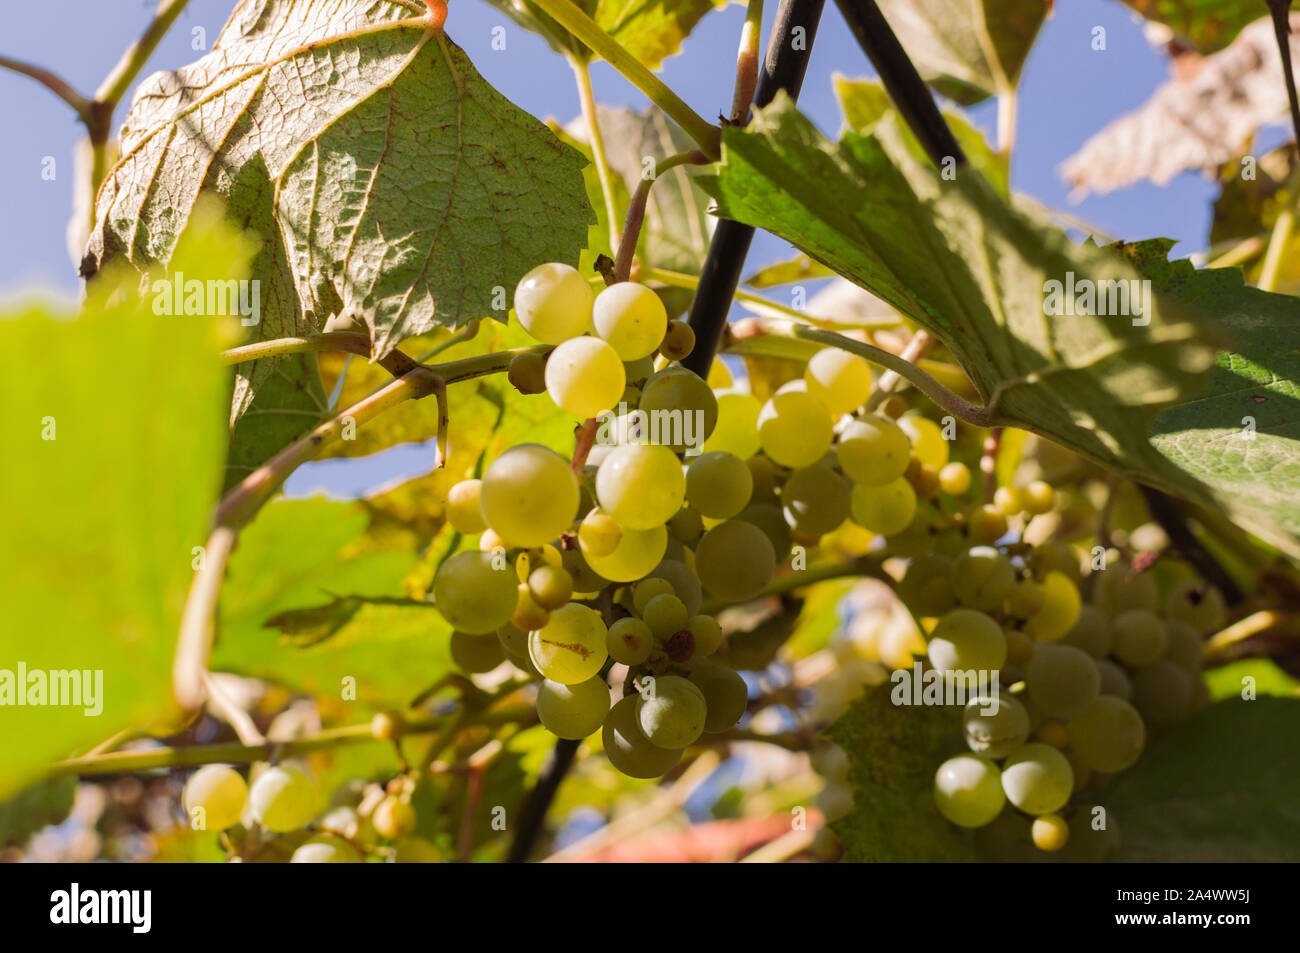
[
  {"xmin": 876, "ymin": 0, "xmax": 1051, "ymax": 106},
  {"xmin": 1106, "ymin": 698, "xmax": 1300, "ymax": 860},
  {"xmin": 1121, "ymin": 1, "xmax": 1278, "ymax": 52},
  {"xmin": 703, "ymin": 98, "xmax": 1220, "ymax": 515},
  {"xmin": 86, "ymin": 0, "xmax": 592, "ymax": 437}
]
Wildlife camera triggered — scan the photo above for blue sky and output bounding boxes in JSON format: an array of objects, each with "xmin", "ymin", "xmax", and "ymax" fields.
[{"xmin": 0, "ymin": 0, "xmax": 1238, "ymax": 492}]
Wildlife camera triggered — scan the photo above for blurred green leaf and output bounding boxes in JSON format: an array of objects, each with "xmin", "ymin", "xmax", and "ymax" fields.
[
  {"xmin": 1120, "ymin": 1, "xmax": 1273, "ymax": 52},
  {"xmin": 1203, "ymin": 658, "xmax": 1300, "ymax": 700}
]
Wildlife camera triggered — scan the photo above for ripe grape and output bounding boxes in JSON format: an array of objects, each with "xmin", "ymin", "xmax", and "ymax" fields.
[
  {"xmin": 1110, "ymin": 609, "xmax": 1167, "ymax": 667},
  {"xmin": 1022, "ymin": 480, "xmax": 1055, "ymax": 515},
  {"xmin": 702, "ymin": 392, "xmax": 762, "ymax": 459},
  {"xmin": 372, "ymin": 795, "xmax": 417, "ymax": 839},
  {"xmin": 1130, "ymin": 660, "xmax": 1191, "ymax": 728},
  {"xmin": 938, "ymin": 461, "xmax": 971, "ymax": 496},
  {"xmin": 687, "ymin": 659, "xmax": 748, "ymax": 732},
  {"xmin": 513, "ymin": 262, "xmax": 594, "ymax": 344},
  {"xmin": 1031, "ymin": 813, "xmax": 1069, "ymax": 852},
  {"xmin": 968, "ymin": 504, "xmax": 1008, "ymax": 544},
  {"xmin": 537, "ymin": 676, "xmax": 611, "ymax": 739},
  {"xmin": 561, "ymin": 544, "xmax": 608, "ymax": 593},
  {"xmin": 993, "ymin": 485, "xmax": 1023, "ymax": 515},
  {"xmin": 639, "ymin": 366, "xmax": 719, "ymax": 453},
  {"xmin": 647, "ymin": 559, "xmax": 703, "ymax": 617},
  {"xmin": 636, "ymin": 675, "xmax": 707, "ymax": 748},
  {"xmin": 928, "ymin": 609, "xmax": 1007, "ymax": 681},
  {"xmin": 1068, "ymin": 696, "xmax": 1145, "ymax": 772},
  {"xmin": 480, "ymin": 444, "xmax": 579, "ymax": 547},
  {"xmin": 1023, "ymin": 571, "xmax": 1082, "ymax": 641},
  {"xmin": 1027, "ymin": 643, "xmax": 1100, "ymax": 719},
  {"xmin": 445, "ymin": 479, "xmax": 487, "ymax": 534},
  {"xmin": 849, "ymin": 478, "xmax": 917, "ymax": 536},
  {"xmin": 583, "ymin": 524, "xmax": 667, "ymax": 582},
  {"xmin": 685, "ymin": 451, "xmax": 753, "ymax": 519},
  {"xmin": 592, "ymin": 282, "xmax": 668, "ymax": 360},
  {"xmin": 183, "ymin": 765, "xmax": 247, "ymax": 831},
  {"xmin": 1000, "ymin": 743, "xmax": 1073, "ymax": 815},
  {"xmin": 933, "ymin": 754, "xmax": 1005, "ymax": 827},
  {"xmin": 1163, "ymin": 581, "xmax": 1226, "ymax": 635},
  {"xmin": 578, "ymin": 509, "xmax": 621, "ymax": 558},
  {"xmin": 899, "ymin": 415, "xmax": 949, "ymax": 468},
  {"xmin": 632, "ymin": 577, "xmax": 675, "ymax": 614},
  {"xmin": 951, "ymin": 546, "xmax": 1015, "ymax": 612},
  {"xmin": 1007, "ymin": 580, "xmax": 1044, "ymax": 618},
  {"xmin": 781, "ymin": 465, "xmax": 851, "ymax": 537},
  {"xmin": 1061, "ymin": 604, "xmax": 1111, "ymax": 657},
  {"xmin": 249, "ymin": 765, "xmax": 319, "ymax": 833},
  {"xmin": 1095, "ymin": 658, "xmax": 1133, "ymax": 699},
  {"xmin": 511, "ymin": 584, "xmax": 550, "ymax": 631},
  {"xmin": 1093, "ymin": 563, "xmax": 1158, "ymax": 616},
  {"xmin": 803, "ymin": 349, "xmax": 871, "ymax": 415},
  {"xmin": 661, "ymin": 320, "xmax": 696, "ymax": 361},
  {"xmin": 962, "ymin": 694, "xmax": 1029, "ymax": 759},
  {"xmin": 695, "ymin": 519, "xmax": 777, "ymax": 602},
  {"xmin": 528, "ymin": 564, "xmax": 573, "ymax": 610},
  {"xmin": 898, "ymin": 554, "xmax": 956, "ymax": 618},
  {"xmin": 291, "ymin": 835, "xmax": 361, "ymax": 863},
  {"xmin": 528, "ymin": 604, "xmax": 608, "ymax": 683},
  {"xmin": 507, "ymin": 351, "xmax": 548, "ymax": 395},
  {"xmin": 642, "ymin": 593, "xmax": 689, "ymax": 639},
  {"xmin": 433, "ymin": 551, "xmax": 518, "ymax": 634},
  {"xmin": 607, "ymin": 617, "xmax": 653, "ymax": 665},
  {"xmin": 595, "ymin": 443, "xmax": 685, "ymax": 530},
  {"xmin": 837, "ymin": 416, "xmax": 910, "ymax": 485},
  {"xmin": 687, "ymin": 614, "xmax": 723, "ymax": 657},
  {"xmin": 545, "ymin": 336, "xmax": 626, "ymax": 418},
  {"xmin": 450, "ymin": 630, "xmax": 505, "ymax": 673},
  {"xmin": 602, "ymin": 696, "xmax": 682, "ymax": 778},
  {"xmin": 738, "ymin": 503, "xmax": 792, "ymax": 559},
  {"xmin": 756, "ymin": 391, "xmax": 833, "ymax": 468}
]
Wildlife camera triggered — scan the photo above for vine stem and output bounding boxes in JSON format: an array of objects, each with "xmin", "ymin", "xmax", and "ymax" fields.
[
  {"xmin": 94, "ymin": 0, "xmax": 193, "ymax": 109},
  {"xmin": 0, "ymin": 55, "xmax": 92, "ymax": 121},
  {"xmin": 727, "ymin": 317, "xmax": 994, "ymax": 426},
  {"xmin": 613, "ymin": 151, "xmax": 709, "ymax": 282},
  {"xmin": 526, "ymin": 0, "xmax": 720, "ymax": 158},
  {"xmin": 730, "ymin": 0, "xmax": 764, "ymax": 124},
  {"xmin": 570, "ymin": 56, "xmax": 621, "ymax": 253},
  {"xmin": 863, "ymin": 329, "xmax": 935, "ymax": 412},
  {"xmin": 506, "ymin": 738, "xmax": 580, "ymax": 862}
]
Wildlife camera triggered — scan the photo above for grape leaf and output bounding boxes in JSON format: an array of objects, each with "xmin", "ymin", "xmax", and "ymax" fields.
[
  {"xmin": 826, "ymin": 685, "xmax": 975, "ymax": 861},
  {"xmin": 876, "ymin": 0, "xmax": 1050, "ymax": 106},
  {"xmin": 1120, "ymin": 1, "xmax": 1277, "ymax": 52},
  {"xmin": 1106, "ymin": 698, "xmax": 1300, "ymax": 860},
  {"xmin": 703, "ymin": 98, "xmax": 1219, "ymax": 523}
]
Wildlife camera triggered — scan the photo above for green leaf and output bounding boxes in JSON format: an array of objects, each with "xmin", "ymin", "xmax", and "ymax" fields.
[
  {"xmin": 704, "ymin": 98, "xmax": 1217, "ymax": 522},
  {"xmin": 742, "ymin": 253, "xmax": 835, "ymax": 289},
  {"xmin": 0, "ymin": 265, "xmax": 232, "ymax": 797},
  {"xmin": 1119, "ymin": 1, "xmax": 1272, "ymax": 52},
  {"xmin": 223, "ymin": 353, "xmax": 329, "ymax": 492},
  {"xmin": 826, "ymin": 684, "xmax": 975, "ymax": 861},
  {"xmin": 88, "ymin": 0, "xmax": 593, "ymax": 385},
  {"xmin": 876, "ymin": 0, "xmax": 1050, "ymax": 105},
  {"xmin": 1203, "ymin": 659, "xmax": 1300, "ymax": 701},
  {"xmin": 0, "ymin": 777, "xmax": 77, "ymax": 847},
  {"xmin": 1106, "ymin": 698, "xmax": 1300, "ymax": 860}
]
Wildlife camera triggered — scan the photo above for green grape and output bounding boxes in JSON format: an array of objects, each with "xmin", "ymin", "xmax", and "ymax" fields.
[
  {"xmin": 642, "ymin": 593, "xmax": 689, "ymax": 639},
  {"xmin": 602, "ymin": 696, "xmax": 683, "ymax": 778},
  {"xmin": 838, "ymin": 415, "xmax": 911, "ymax": 485},
  {"xmin": 633, "ymin": 578, "xmax": 675, "ymax": 615},
  {"xmin": 1163, "ymin": 620, "xmax": 1203, "ymax": 675},
  {"xmin": 757, "ymin": 391, "xmax": 834, "ymax": 468},
  {"xmin": 528, "ymin": 564, "xmax": 573, "ymax": 611},
  {"xmin": 537, "ymin": 676, "xmax": 611, "ymax": 739},
  {"xmin": 1163, "ymin": 581, "xmax": 1226, "ymax": 635},
  {"xmin": 1096, "ymin": 658, "xmax": 1132, "ymax": 699},
  {"xmin": 507, "ymin": 351, "xmax": 547, "ymax": 395},
  {"xmin": 528, "ymin": 604, "xmax": 608, "ymax": 683},
  {"xmin": 687, "ymin": 658, "xmax": 748, "ymax": 732},
  {"xmin": 291, "ymin": 835, "xmax": 361, "ymax": 863},
  {"xmin": 583, "ymin": 524, "xmax": 667, "ymax": 582},
  {"xmin": 481, "ymin": 444, "xmax": 579, "ymax": 548},
  {"xmin": 1093, "ymin": 562, "xmax": 1158, "ymax": 616},
  {"xmin": 899, "ymin": 415, "xmax": 949, "ymax": 469},
  {"xmin": 183, "ymin": 765, "xmax": 247, "ymax": 831},
  {"xmin": 781, "ymin": 465, "xmax": 851, "ymax": 537},
  {"xmin": 511, "ymin": 583, "xmax": 550, "ymax": 632},
  {"xmin": 968, "ymin": 504, "xmax": 1008, "ymax": 545},
  {"xmin": 578, "ymin": 509, "xmax": 622, "ymax": 558},
  {"xmin": 1061, "ymin": 808, "xmax": 1120, "ymax": 862},
  {"xmin": 249, "ymin": 765, "xmax": 319, "ymax": 833},
  {"xmin": 687, "ymin": 614, "xmax": 723, "ymax": 656},
  {"xmin": 624, "ymin": 355, "xmax": 656, "ymax": 384},
  {"xmin": 1030, "ymin": 813, "xmax": 1069, "ymax": 852},
  {"xmin": 592, "ymin": 282, "xmax": 667, "ymax": 360},
  {"xmin": 496, "ymin": 622, "xmax": 530, "ymax": 657},
  {"xmin": 561, "ymin": 545, "xmax": 609, "ymax": 593},
  {"xmin": 898, "ymin": 554, "xmax": 956, "ymax": 618},
  {"xmin": 938, "ymin": 461, "xmax": 972, "ymax": 496},
  {"xmin": 1130, "ymin": 660, "xmax": 1191, "ymax": 729},
  {"xmin": 668, "ymin": 505, "xmax": 704, "ymax": 544},
  {"xmin": 993, "ymin": 485, "xmax": 1023, "ymax": 516},
  {"xmin": 513, "ymin": 262, "xmax": 594, "ymax": 344},
  {"xmin": 1024, "ymin": 571, "xmax": 1082, "ymax": 641},
  {"xmin": 594, "ymin": 443, "xmax": 685, "ymax": 530},
  {"xmin": 1110, "ymin": 609, "xmax": 1167, "ymax": 667},
  {"xmin": 928, "ymin": 609, "xmax": 1007, "ymax": 681},
  {"xmin": 1068, "ymin": 696, "xmax": 1145, "ymax": 772},
  {"xmin": 639, "ymin": 366, "xmax": 719, "ymax": 454},
  {"xmin": 636, "ymin": 675, "xmax": 707, "ymax": 748},
  {"xmin": 545, "ymin": 336, "xmax": 626, "ymax": 418},
  {"xmin": 1029, "ymin": 542, "xmax": 1082, "ymax": 583},
  {"xmin": 1022, "ymin": 480, "xmax": 1056, "ymax": 515},
  {"xmin": 951, "ymin": 546, "xmax": 1016, "ymax": 612},
  {"xmin": 932, "ymin": 754, "xmax": 1005, "ymax": 828},
  {"xmin": 695, "ymin": 520, "xmax": 777, "ymax": 602},
  {"xmin": 647, "ymin": 559, "xmax": 703, "ymax": 617},
  {"xmin": 700, "ymin": 392, "xmax": 761, "ymax": 460},
  {"xmin": 804, "ymin": 349, "xmax": 872, "ymax": 415},
  {"xmin": 685, "ymin": 451, "xmax": 753, "ymax": 519},
  {"xmin": 1061, "ymin": 604, "xmax": 1111, "ymax": 657},
  {"xmin": 1007, "ymin": 580, "xmax": 1045, "ymax": 619},
  {"xmin": 445, "ymin": 479, "xmax": 487, "ymax": 534},
  {"xmin": 1000, "ymin": 743, "xmax": 1074, "ymax": 815},
  {"xmin": 738, "ymin": 503, "xmax": 793, "ymax": 560},
  {"xmin": 849, "ymin": 478, "xmax": 918, "ymax": 537},
  {"xmin": 1027, "ymin": 643, "xmax": 1101, "ymax": 718},
  {"xmin": 962, "ymin": 694, "xmax": 1030, "ymax": 759},
  {"xmin": 607, "ymin": 617, "xmax": 654, "ymax": 665},
  {"xmin": 372, "ymin": 795, "xmax": 417, "ymax": 839},
  {"xmin": 450, "ymin": 630, "xmax": 505, "ymax": 673},
  {"xmin": 433, "ymin": 551, "xmax": 518, "ymax": 634},
  {"xmin": 660, "ymin": 320, "xmax": 695, "ymax": 361}
]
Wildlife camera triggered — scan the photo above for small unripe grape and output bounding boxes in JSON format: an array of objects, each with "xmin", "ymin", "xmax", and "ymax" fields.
[
  {"xmin": 938, "ymin": 461, "xmax": 971, "ymax": 496},
  {"xmin": 669, "ymin": 505, "xmax": 704, "ymax": 544},
  {"xmin": 372, "ymin": 795, "xmax": 417, "ymax": 840},
  {"xmin": 632, "ymin": 577, "xmax": 675, "ymax": 615},
  {"xmin": 511, "ymin": 585, "xmax": 550, "ymax": 632},
  {"xmin": 642, "ymin": 593, "xmax": 689, "ymax": 639},
  {"xmin": 249, "ymin": 765, "xmax": 319, "ymax": 833},
  {"xmin": 183, "ymin": 765, "xmax": 248, "ymax": 832},
  {"xmin": 1031, "ymin": 813, "xmax": 1069, "ymax": 852},
  {"xmin": 1110, "ymin": 609, "xmax": 1167, "ymax": 667},
  {"xmin": 880, "ymin": 395, "xmax": 909, "ymax": 419},
  {"xmin": 528, "ymin": 564, "xmax": 573, "ymax": 610},
  {"xmin": 687, "ymin": 614, "xmax": 723, "ymax": 656},
  {"xmin": 993, "ymin": 485, "xmax": 1023, "ymax": 515},
  {"xmin": 660, "ymin": 320, "xmax": 695, "ymax": 360},
  {"xmin": 445, "ymin": 479, "xmax": 487, "ymax": 534},
  {"xmin": 1022, "ymin": 480, "xmax": 1055, "ymax": 515},
  {"xmin": 607, "ymin": 617, "xmax": 654, "ymax": 666},
  {"xmin": 370, "ymin": 711, "xmax": 404, "ymax": 741},
  {"xmin": 507, "ymin": 352, "xmax": 547, "ymax": 395}
]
